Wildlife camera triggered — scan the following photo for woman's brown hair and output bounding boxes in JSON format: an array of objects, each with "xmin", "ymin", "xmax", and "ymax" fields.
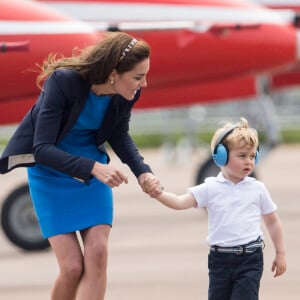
[{"xmin": 36, "ymin": 32, "xmax": 150, "ymax": 89}]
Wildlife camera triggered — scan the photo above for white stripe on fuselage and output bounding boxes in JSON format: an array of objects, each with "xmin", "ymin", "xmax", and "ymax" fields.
[
  {"xmin": 2, "ymin": 2, "xmax": 296, "ymax": 36},
  {"xmin": 0, "ymin": 21, "xmax": 96, "ymax": 35},
  {"xmin": 42, "ymin": 2, "xmax": 295, "ymax": 24},
  {"xmin": 253, "ymin": 0, "xmax": 300, "ymax": 6}
]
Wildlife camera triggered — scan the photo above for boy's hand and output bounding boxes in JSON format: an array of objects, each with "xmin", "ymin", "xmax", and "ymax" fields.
[
  {"xmin": 144, "ymin": 177, "xmax": 163, "ymax": 198},
  {"xmin": 272, "ymin": 253, "xmax": 287, "ymax": 277},
  {"xmin": 138, "ymin": 173, "xmax": 162, "ymax": 198}
]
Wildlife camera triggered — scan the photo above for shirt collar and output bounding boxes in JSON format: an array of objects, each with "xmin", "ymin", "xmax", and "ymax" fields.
[{"xmin": 216, "ymin": 172, "xmax": 256, "ymax": 185}]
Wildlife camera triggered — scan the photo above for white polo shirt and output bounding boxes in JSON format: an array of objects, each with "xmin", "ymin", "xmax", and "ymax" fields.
[{"xmin": 188, "ymin": 173, "xmax": 277, "ymax": 247}]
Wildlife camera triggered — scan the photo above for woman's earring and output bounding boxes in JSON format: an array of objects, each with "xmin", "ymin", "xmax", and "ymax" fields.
[{"xmin": 110, "ymin": 80, "xmax": 114, "ymax": 85}]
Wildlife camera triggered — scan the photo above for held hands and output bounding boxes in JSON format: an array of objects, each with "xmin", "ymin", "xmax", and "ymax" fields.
[
  {"xmin": 91, "ymin": 162, "xmax": 128, "ymax": 188},
  {"xmin": 91, "ymin": 163, "xmax": 162, "ymax": 197},
  {"xmin": 138, "ymin": 173, "xmax": 162, "ymax": 198}
]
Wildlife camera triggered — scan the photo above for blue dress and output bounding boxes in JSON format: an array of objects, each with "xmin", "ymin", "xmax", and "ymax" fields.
[{"xmin": 27, "ymin": 93, "xmax": 113, "ymax": 238}]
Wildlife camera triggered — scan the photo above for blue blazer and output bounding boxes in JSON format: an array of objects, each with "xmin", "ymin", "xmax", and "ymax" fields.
[{"xmin": 0, "ymin": 69, "xmax": 152, "ymax": 183}]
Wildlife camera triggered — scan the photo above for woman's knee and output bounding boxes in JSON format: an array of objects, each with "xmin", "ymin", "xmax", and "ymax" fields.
[
  {"xmin": 89, "ymin": 239, "xmax": 108, "ymax": 263},
  {"xmin": 60, "ymin": 259, "xmax": 84, "ymax": 282},
  {"xmin": 81, "ymin": 225, "xmax": 110, "ymax": 264},
  {"xmin": 49, "ymin": 233, "xmax": 84, "ymax": 282}
]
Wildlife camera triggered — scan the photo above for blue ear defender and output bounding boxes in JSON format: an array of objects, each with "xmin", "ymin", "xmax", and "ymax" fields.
[
  {"xmin": 212, "ymin": 143, "xmax": 230, "ymax": 166},
  {"xmin": 212, "ymin": 126, "xmax": 260, "ymax": 167}
]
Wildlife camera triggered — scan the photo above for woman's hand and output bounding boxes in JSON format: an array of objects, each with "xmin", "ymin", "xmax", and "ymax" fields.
[
  {"xmin": 91, "ymin": 162, "xmax": 128, "ymax": 187},
  {"xmin": 138, "ymin": 172, "xmax": 162, "ymax": 198}
]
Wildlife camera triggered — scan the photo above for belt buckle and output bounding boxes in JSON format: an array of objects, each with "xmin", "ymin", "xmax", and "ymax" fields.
[{"xmin": 236, "ymin": 246, "xmax": 244, "ymax": 255}]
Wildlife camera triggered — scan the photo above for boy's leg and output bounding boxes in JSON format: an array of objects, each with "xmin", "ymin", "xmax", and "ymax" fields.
[
  {"xmin": 231, "ymin": 249, "xmax": 264, "ymax": 300},
  {"xmin": 208, "ymin": 252, "xmax": 233, "ymax": 300}
]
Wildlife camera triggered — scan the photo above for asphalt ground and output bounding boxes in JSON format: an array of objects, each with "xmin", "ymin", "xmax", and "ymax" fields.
[{"xmin": 0, "ymin": 144, "xmax": 299, "ymax": 300}]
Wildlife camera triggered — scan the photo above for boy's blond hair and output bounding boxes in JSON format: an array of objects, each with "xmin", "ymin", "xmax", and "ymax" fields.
[{"xmin": 211, "ymin": 117, "xmax": 259, "ymax": 154}]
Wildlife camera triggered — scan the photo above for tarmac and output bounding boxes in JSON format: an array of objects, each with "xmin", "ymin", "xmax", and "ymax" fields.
[{"xmin": 0, "ymin": 144, "xmax": 299, "ymax": 300}]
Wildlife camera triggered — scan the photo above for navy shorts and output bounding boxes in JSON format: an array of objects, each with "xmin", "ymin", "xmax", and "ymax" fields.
[{"xmin": 208, "ymin": 248, "xmax": 264, "ymax": 300}]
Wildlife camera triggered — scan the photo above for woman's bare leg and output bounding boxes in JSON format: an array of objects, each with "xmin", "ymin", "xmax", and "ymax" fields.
[
  {"xmin": 76, "ymin": 225, "xmax": 111, "ymax": 300},
  {"xmin": 48, "ymin": 233, "xmax": 83, "ymax": 300}
]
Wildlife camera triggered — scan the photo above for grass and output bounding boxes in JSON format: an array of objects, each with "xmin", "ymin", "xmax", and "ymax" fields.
[
  {"xmin": 1, "ymin": 129, "xmax": 299, "ymax": 150},
  {"xmin": 132, "ymin": 129, "xmax": 300, "ymax": 148},
  {"xmin": 0, "ymin": 139, "xmax": 8, "ymax": 149},
  {"xmin": 281, "ymin": 129, "xmax": 300, "ymax": 144}
]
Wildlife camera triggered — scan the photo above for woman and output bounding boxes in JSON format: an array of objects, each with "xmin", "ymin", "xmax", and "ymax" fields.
[{"xmin": 0, "ymin": 32, "xmax": 161, "ymax": 299}]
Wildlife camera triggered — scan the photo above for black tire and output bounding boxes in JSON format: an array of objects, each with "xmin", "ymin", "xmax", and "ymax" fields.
[
  {"xmin": 1, "ymin": 184, "xmax": 50, "ymax": 251},
  {"xmin": 195, "ymin": 157, "xmax": 257, "ymax": 185}
]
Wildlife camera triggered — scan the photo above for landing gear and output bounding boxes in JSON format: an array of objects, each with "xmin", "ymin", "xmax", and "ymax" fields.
[{"xmin": 1, "ymin": 184, "xmax": 50, "ymax": 251}]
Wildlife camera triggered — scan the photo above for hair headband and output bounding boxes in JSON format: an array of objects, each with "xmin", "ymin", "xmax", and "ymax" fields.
[{"xmin": 119, "ymin": 38, "xmax": 137, "ymax": 61}]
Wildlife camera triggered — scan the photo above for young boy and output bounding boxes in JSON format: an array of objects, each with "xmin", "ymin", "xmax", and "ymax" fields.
[{"xmin": 146, "ymin": 118, "xmax": 286, "ymax": 300}]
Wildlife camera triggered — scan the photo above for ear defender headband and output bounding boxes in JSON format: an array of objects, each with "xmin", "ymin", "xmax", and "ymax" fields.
[{"xmin": 212, "ymin": 126, "xmax": 260, "ymax": 167}]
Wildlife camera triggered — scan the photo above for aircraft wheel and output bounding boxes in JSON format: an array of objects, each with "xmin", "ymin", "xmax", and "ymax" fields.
[
  {"xmin": 1, "ymin": 184, "xmax": 50, "ymax": 251},
  {"xmin": 195, "ymin": 157, "xmax": 257, "ymax": 185}
]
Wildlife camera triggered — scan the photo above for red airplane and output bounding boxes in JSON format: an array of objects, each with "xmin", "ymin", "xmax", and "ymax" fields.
[
  {"xmin": 2, "ymin": 0, "xmax": 300, "ymax": 122},
  {"xmin": 1, "ymin": 0, "xmax": 300, "ymax": 251},
  {"xmin": 39, "ymin": 0, "xmax": 300, "ymax": 97}
]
